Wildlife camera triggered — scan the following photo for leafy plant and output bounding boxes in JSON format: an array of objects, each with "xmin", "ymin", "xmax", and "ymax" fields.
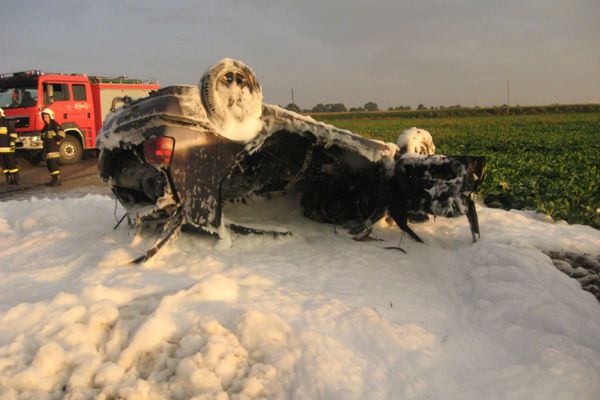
[{"xmin": 315, "ymin": 113, "xmax": 600, "ymax": 229}]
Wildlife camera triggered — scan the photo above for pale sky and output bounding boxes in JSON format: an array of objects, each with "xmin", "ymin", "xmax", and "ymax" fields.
[{"xmin": 1, "ymin": 0, "xmax": 599, "ymax": 109}]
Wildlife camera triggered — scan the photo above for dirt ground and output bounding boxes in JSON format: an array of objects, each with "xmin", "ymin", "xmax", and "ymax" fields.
[{"xmin": 0, "ymin": 155, "xmax": 111, "ymax": 201}]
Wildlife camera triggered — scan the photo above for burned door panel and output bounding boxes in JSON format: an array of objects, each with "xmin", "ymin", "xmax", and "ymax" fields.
[{"xmin": 169, "ymin": 128, "xmax": 244, "ymax": 228}]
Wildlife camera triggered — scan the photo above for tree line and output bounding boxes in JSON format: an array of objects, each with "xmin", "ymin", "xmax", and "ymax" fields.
[
  {"xmin": 284, "ymin": 102, "xmax": 472, "ymax": 113},
  {"xmin": 283, "ymin": 102, "xmax": 600, "ymax": 117},
  {"xmin": 285, "ymin": 102, "xmax": 383, "ymax": 113}
]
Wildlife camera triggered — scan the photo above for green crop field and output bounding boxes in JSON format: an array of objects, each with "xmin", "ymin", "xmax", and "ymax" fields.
[{"xmin": 313, "ymin": 112, "xmax": 600, "ymax": 229}]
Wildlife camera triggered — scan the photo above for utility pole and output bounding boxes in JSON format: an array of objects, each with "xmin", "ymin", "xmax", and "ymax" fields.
[
  {"xmin": 507, "ymin": 80, "xmax": 510, "ymax": 115},
  {"xmin": 291, "ymin": 88, "xmax": 295, "ymax": 111}
]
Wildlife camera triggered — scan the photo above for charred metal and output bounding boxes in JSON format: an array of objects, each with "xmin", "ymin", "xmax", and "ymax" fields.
[{"xmin": 97, "ymin": 59, "xmax": 486, "ymax": 262}]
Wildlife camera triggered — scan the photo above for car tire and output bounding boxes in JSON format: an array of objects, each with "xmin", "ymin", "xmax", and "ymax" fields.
[
  {"xmin": 200, "ymin": 59, "xmax": 263, "ymax": 141},
  {"xmin": 59, "ymin": 136, "xmax": 83, "ymax": 164}
]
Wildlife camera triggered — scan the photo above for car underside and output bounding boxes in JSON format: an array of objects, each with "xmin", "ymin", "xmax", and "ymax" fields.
[{"xmin": 98, "ymin": 59, "xmax": 485, "ymax": 262}]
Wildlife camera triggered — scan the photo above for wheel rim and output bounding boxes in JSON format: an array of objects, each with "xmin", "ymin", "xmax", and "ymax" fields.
[
  {"xmin": 200, "ymin": 59, "xmax": 263, "ymax": 142},
  {"xmin": 61, "ymin": 142, "xmax": 76, "ymax": 160}
]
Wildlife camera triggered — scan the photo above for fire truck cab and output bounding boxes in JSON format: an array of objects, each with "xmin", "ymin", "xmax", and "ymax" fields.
[{"xmin": 0, "ymin": 70, "xmax": 159, "ymax": 164}]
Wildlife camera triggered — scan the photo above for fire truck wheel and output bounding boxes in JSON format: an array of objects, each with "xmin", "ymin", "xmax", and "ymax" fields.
[{"xmin": 59, "ymin": 136, "xmax": 83, "ymax": 164}]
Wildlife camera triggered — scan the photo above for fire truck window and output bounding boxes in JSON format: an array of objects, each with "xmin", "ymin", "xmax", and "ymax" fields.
[
  {"xmin": 72, "ymin": 84, "xmax": 87, "ymax": 101},
  {"xmin": 0, "ymin": 86, "xmax": 38, "ymax": 109},
  {"xmin": 21, "ymin": 91, "xmax": 35, "ymax": 106},
  {"xmin": 43, "ymin": 83, "xmax": 70, "ymax": 104}
]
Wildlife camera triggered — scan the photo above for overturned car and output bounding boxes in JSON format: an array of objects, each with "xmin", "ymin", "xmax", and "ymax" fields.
[{"xmin": 98, "ymin": 59, "xmax": 485, "ymax": 262}]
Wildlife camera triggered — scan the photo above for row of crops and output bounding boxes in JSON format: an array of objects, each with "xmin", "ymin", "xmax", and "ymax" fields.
[{"xmin": 314, "ymin": 113, "xmax": 600, "ymax": 229}]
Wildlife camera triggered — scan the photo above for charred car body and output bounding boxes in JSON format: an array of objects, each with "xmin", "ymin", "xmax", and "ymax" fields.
[{"xmin": 98, "ymin": 59, "xmax": 485, "ymax": 262}]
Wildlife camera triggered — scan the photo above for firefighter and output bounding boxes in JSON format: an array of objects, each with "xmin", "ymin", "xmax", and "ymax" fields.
[
  {"xmin": 40, "ymin": 108, "xmax": 65, "ymax": 186},
  {"xmin": 0, "ymin": 107, "xmax": 19, "ymax": 185}
]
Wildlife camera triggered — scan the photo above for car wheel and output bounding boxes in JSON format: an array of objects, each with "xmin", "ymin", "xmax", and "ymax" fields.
[
  {"xmin": 59, "ymin": 136, "xmax": 83, "ymax": 164},
  {"xmin": 200, "ymin": 58, "xmax": 263, "ymax": 142}
]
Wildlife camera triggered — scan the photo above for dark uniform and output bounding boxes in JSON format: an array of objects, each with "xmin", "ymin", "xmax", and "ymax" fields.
[
  {"xmin": 0, "ymin": 117, "xmax": 19, "ymax": 185},
  {"xmin": 41, "ymin": 119, "xmax": 65, "ymax": 186}
]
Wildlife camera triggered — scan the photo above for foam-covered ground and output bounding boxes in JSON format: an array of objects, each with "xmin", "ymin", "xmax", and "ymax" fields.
[{"xmin": 0, "ymin": 194, "xmax": 599, "ymax": 399}]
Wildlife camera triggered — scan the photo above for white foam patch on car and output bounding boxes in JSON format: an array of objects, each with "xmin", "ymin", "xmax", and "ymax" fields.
[{"xmin": 397, "ymin": 127, "xmax": 436, "ymax": 155}]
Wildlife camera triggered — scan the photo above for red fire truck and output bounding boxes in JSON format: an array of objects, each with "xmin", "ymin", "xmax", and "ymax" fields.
[{"xmin": 0, "ymin": 70, "xmax": 159, "ymax": 164}]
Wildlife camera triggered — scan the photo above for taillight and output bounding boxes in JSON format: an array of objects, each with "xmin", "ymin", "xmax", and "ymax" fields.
[{"xmin": 143, "ymin": 136, "xmax": 175, "ymax": 166}]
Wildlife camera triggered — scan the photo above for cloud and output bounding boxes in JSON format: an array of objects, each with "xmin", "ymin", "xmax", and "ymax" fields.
[{"xmin": 1, "ymin": 0, "xmax": 598, "ymax": 108}]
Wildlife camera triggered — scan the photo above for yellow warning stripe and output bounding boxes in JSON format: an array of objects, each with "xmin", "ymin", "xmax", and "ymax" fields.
[{"xmin": 45, "ymin": 130, "xmax": 65, "ymax": 137}]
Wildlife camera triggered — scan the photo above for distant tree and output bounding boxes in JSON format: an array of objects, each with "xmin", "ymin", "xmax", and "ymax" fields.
[
  {"xmin": 417, "ymin": 104, "xmax": 426, "ymax": 110},
  {"xmin": 285, "ymin": 103, "xmax": 301, "ymax": 113},
  {"xmin": 349, "ymin": 107, "xmax": 364, "ymax": 112},
  {"xmin": 364, "ymin": 102, "xmax": 379, "ymax": 111},
  {"xmin": 311, "ymin": 103, "xmax": 328, "ymax": 113},
  {"xmin": 309, "ymin": 103, "xmax": 347, "ymax": 113},
  {"xmin": 330, "ymin": 103, "xmax": 347, "ymax": 112}
]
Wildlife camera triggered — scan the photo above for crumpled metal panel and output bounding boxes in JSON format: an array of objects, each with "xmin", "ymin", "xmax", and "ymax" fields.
[
  {"xmin": 98, "ymin": 86, "xmax": 209, "ymax": 151},
  {"xmin": 168, "ymin": 126, "xmax": 244, "ymax": 228}
]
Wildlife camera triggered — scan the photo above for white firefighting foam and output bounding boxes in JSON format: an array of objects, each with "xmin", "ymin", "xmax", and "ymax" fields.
[
  {"xmin": 201, "ymin": 58, "xmax": 264, "ymax": 143},
  {"xmin": 0, "ymin": 194, "xmax": 599, "ymax": 399},
  {"xmin": 397, "ymin": 127, "xmax": 436, "ymax": 155}
]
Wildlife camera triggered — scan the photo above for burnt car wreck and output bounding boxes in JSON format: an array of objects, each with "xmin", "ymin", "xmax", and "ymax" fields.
[{"xmin": 97, "ymin": 59, "xmax": 485, "ymax": 263}]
